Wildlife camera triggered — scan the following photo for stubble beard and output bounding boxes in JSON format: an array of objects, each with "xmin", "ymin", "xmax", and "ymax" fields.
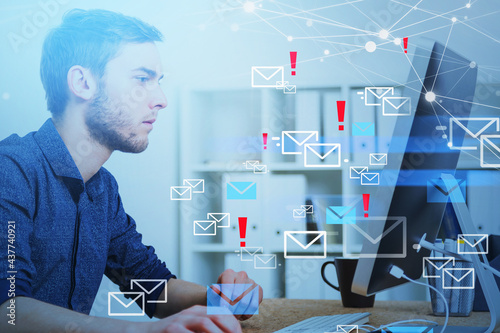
[{"xmin": 85, "ymin": 87, "xmax": 149, "ymax": 154}]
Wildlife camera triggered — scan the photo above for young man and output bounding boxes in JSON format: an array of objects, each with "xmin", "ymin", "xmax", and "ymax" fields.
[{"xmin": 0, "ymin": 9, "xmax": 262, "ymax": 332}]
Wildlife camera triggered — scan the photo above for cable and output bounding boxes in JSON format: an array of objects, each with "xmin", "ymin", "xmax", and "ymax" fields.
[
  {"xmin": 360, "ymin": 319, "xmax": 439, "ymax": 332},
  {"xmin": 389, "ymin": 265, "xmax": 449, "ymax": 333}
]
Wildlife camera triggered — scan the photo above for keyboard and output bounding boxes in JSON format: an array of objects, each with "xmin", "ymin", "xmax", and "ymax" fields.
[{"xmin": 273, "ymin": 312, "xmax": 370, "ymax": 333}]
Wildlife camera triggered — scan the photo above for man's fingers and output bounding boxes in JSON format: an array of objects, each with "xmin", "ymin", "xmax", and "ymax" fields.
[
  {"xmin": 186, "ymin": 316, "xmax": 224, "ymax": 333},
  {"xmin": 209, "ymin": 313, "xmax": 243, "ymax": 333},
  {"xmin": 156, "ymin": 306, "xmax": 241, "ymax": 333}
]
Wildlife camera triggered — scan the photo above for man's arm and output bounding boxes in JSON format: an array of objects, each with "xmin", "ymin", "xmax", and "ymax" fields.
[
  {"xmin": 153, "ymin": 278, "xmax": 206, "ymax": 318},
  {"xmin": 0, "ymin": 297, "xmax": 242, "ymax": 333}
]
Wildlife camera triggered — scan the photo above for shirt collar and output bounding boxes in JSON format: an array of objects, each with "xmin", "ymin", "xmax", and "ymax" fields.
[{"xmin": 34, "ymin": 119, "xmax": 105, "ymax": 199}]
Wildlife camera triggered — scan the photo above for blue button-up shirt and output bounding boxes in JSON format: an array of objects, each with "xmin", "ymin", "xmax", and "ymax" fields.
[{"xmin": 0, "ymin": 119, "xmax": 175, "ymax": 317}]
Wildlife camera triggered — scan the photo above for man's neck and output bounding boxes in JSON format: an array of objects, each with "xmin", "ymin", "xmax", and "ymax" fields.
[{"xmin": 53, "ymin": 112, "xmax": 112, "ymax": 183}]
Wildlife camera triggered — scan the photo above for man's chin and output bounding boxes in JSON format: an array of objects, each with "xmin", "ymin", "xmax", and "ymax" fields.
[{"xmin": 117, "ymin": 139, "xmax": 149, "ymax": 154}]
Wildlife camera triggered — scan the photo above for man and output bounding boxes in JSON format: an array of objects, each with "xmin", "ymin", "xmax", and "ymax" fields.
[{"xmin": 0, "ymin": 9, "xmax": 262, "ymax": 332}]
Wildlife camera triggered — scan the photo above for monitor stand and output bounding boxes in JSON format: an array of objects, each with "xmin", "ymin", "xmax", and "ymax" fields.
[{"xmin": 432, "ymin": 174, "xmax": 500, "ymax": 333}]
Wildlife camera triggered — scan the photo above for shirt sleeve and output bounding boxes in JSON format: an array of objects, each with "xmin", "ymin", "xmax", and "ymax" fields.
[
  {"xmin": 0, "ymin": 153, "xmax": 36, "ymax": 306},
  {"xmin": 103, "ymin": 173, "xmax": 175, "ymax": 318}
]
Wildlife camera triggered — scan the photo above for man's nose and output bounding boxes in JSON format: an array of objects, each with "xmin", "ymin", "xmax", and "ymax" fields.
[{"xmin": 150, "ymin": 86, "xmax": 167, "ymax": 110}]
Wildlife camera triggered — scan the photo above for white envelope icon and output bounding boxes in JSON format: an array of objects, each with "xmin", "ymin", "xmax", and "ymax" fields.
[
  {"xmin": 245, "ymin": 160, "xmax": 260, "ymax": 169},
  {"xmin": 293, "ymin": 209, "xmax": 306, "ymax": 218},
  {"xmin": 344, "ymin": 216, "xmax": 406, "ymax": 258},
  {"xmin": 241, "ymin": 247, "xmax": 263, "ymax": 261},
  {"xmin": 284, "ymin": 85, "xmax": 296, "ymax": 94},
  {"xmin": 361, "ymin": 173, "xmax": 379, "ymax": 185},
  {"xmin": 369, "ymin": 153, "xmax": 387, "ymax": 165},
  {"xmin": 423, "ymin": 257, "xmax": 455, "ymax": 278},
  {"xmin": 284, "ymin": 231, "xmax": 327, "ymax": 259},
  {"xmin": 183, "ymin": 179, "xmax": 205, "ymax": 193},
  {"xmin": 337, "ymin": 324, "xmax": 358, "ymax": 333},
  {"xmin": 350, "ymin": 166, "xmax": 368, "ymax": 179},
  {"xmin": 301, "ymin": 205, "xmax": 313, "ymax": 214},
  {"xmin": 251, "ymin": 66, "xmax": 284, "ymax": 88},
  {"xmin": 207, "ymin": 213, "xmax": 230, "ymax": 228},
  {"xmin": 170, "ymin": 186, "xmax": 192, "ymax": 200},
  {"xmin": 458, "ymin": 234, "xmax": 488, "ymax": 254},
  {"xmin": 382, "ymin": 97, "xmax": 411, "ymax": 116},
  {"xmin": 282, "ymin": 131, "xmax": 319, "ymax": 155},
  {"xmin": 254, "ymin": 254, "xmax": 277, "ymax": 269},
  {"xmin": 275, "ymin": 81, "xmax": 289, "ymax": 89},
  {"xmin": 365, "ymin": 87, "xmax": 394, "ymax": 106},
  {"xmin": 108, "ymin": 292, "xmax": 145, "ymax": 316},
  {"xmin": 304, "ymin": 143, "xmax": 341, "ymax": 167},
  {"xmin": 450, "ymin": 117, "xmax": 500, "ymax": 150},
  {"xmin": 194, "ymin": 220, "xmax": 216, "ymax": 236},
  {"xmin": 442, "ymin": 268, "xmax": 475, "ymax": 289},
  {"xmin": 130, "ymin": 279, "xmax": 167, "ymax": 303},
  {"xmin": 253, "ymin": 165, "xmax": 267, "ymax": 174},
  {"xmin": 481, "ymin": 135, "xmax": 500, "ymax": 168}
]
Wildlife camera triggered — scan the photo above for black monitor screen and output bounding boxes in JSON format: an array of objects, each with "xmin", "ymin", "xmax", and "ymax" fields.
[{"xmin": 352, "ymin": 40, "xmax": 478, "ymax": 296}]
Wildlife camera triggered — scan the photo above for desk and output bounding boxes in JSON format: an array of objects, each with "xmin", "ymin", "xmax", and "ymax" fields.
[{"xmin": 242, "ymin": 299, "xmax": 497, "ymax": 333}]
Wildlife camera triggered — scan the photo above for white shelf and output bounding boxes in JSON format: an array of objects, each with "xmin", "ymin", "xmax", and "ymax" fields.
[
  {"xmin": 190, "ymin": 162, "xmax": 345, "ymax": 173},
  {"xmin": 191, "ymin": 243, "xmax": 344, "ymax": 253}
]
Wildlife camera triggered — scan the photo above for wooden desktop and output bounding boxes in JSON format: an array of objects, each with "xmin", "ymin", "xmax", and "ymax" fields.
[{"xmin": 241, "ymin": 299, "xmax": 496, "ymax": 332}]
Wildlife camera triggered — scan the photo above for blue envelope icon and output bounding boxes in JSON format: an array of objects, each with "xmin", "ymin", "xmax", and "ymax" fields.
[
  {"xmin": 327, "ymin": 206, "xmax": 356, "ymax": 224},
  {"xmin": 227, "ymin": 182, "xmax": 256, "ymax": 200},
  {"xmin": 361, "ymin": 173, "xmax": 379, "ymax": 185},
  {"xmin": 427, "ymin": 179, "xmax": 466, "ymax": 203},
  {"xmin": 207, "ymin": 283, "xmax": 259, "ymax": 315},
  {"xmin": 352, "ymin": 122, "xmax": 375, "ymax": 136},
  {"xmin": 383, "ymin": 327, "xmax": 433, "ymax": 333}
]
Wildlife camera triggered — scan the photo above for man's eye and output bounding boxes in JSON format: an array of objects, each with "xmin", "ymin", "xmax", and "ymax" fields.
[{"xmin": 136, "ymin": 77, "xmax": 149, "ymax": 83}]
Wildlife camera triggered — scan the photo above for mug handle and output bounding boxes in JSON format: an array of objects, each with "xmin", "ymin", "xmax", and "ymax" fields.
[{"xmin": 321, "ymin": 261, "xmax": 340, "ymax": 292}]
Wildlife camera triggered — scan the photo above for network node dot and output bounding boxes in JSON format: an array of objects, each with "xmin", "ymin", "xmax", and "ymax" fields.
[
  {"xmin": 425, "ymin": 92, "xmax": 436, "ymax": 102},
  {"xmin": 365, "ymin": 41, "xmax": 377, "ymax": 53},
  {"xmin": 243, "ymin": 1, "xmax": 256, "ymax": 13},
  {"xmin": 379, "ymin": 29, "xmax": 389, "ymax": 39}
]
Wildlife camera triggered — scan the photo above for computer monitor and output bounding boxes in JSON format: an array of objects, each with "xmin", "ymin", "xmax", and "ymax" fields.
[{"xmin": 351, "ymin": 40, "xmax": 477, "ymax": 295}]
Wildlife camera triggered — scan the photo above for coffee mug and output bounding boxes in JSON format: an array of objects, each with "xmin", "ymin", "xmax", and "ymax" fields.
[{"xmin": 321, "ymin": 258, "xmax": 375, "ymax": 308}]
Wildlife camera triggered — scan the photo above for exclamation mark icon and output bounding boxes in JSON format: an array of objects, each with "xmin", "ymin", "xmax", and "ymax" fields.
[
  {"xmin": 403, "ymin": 37, "xmax": 408, "ymax": 53},
  {"xmin": 363, "ymin": 194, "xmax": 370, "ymax": 217},
  {"xmin": 337, "ymin": 101, "xmax": 346, "ymax": 131},
  {"xmin": 263, "ymin": 133, "xmax": 268, "ymax": 150},
  {"xmin": 239, "ymin": 217, "xmax": 247, "ymax": 247},
  {"xmin": 290, "ymin": 51, "xmax": 297, "ymax": 75}
]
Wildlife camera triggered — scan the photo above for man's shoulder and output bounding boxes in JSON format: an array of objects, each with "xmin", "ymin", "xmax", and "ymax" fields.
[{"xmin": 0, "ymin": 132, "xmax": 39, "ymax": 169}]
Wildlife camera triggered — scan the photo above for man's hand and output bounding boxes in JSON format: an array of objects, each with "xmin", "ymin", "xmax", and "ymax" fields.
[
  {"xmin": 148, "ymin": 305, "xmax": 241, "ymax": 333},
  {"xmin": 216, "ymin": 269, "xmax": 264, "ymax": 321}
]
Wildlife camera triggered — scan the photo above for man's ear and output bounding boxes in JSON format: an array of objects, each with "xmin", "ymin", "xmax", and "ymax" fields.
[{"xmin": 67, "ymin": 65, "xmax": 97, "ymax": 101}]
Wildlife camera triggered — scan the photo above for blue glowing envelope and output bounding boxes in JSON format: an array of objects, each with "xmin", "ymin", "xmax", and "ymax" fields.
[
  {"xmin": 327, "ymin": 206, "xmax": 356, "ymax": 224},
  {"xmin": 352, "ymin": 122, "xmax": 375, "ymax": 136},
  {"xmin": 226, "ymin": 182, "xmax": 256, "ymax": 200},
  {"xmin": 382, "ymin": 327, "xmax": 433, "ymax": 332},
  {"xmin": 427, "ymin": 178, "xmax": 466, "ymax": 203},
  {"xmin": 207, "ymin": 284, "xmax": 259, "ymax": 315}
]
